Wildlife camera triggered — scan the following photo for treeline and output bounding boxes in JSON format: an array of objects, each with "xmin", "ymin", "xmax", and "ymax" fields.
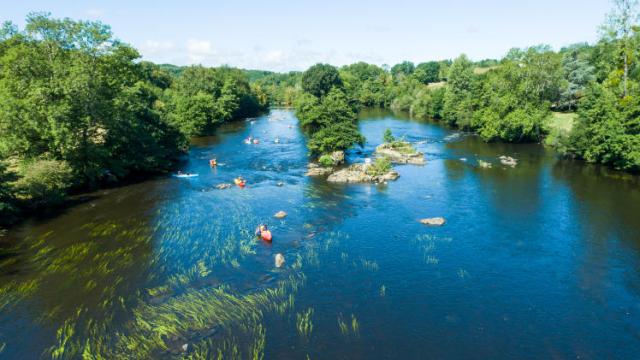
[
  {"xmin": 255, "ymin": 1, "xmax": 640, "ymax": 173},
  {"xmin": 0, "ymin": 14, "xmax": 266, "ymax": 226}
]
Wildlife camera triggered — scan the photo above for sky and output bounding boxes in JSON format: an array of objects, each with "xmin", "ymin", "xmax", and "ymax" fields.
[{"xmin": 2, "ymin": 0, "xmax": 612, "ymax": 72}]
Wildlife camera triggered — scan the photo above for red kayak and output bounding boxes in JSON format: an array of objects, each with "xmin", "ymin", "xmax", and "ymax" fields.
[{"xmin": 261, "ymin": 230, "xmax": 272, "ymax": 241}]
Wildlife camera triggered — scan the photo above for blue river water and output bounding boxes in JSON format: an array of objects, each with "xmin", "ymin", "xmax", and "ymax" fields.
[{"xmin": 0, "ymin": 108, "xmax": 639, "ymax": 359}]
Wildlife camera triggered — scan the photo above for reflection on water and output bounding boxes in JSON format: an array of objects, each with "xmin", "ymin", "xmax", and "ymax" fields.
[{"xmin": 0, "ymin": 109, "xmax": 639, "ymax": 359}]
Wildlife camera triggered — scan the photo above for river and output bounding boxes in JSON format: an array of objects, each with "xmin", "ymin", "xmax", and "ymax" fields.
[{"xmin": 1, "ymin": 109, "xmax": 639, "ymax": 359}]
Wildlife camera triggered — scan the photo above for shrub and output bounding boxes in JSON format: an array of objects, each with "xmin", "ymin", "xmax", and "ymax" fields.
[
  {"xmin": 318, "ymin": 154, "xmax": 334, "ymax": 167},
  {"xmin": 15, "ymin": 159, "xmax": 74, "ymax": 207},
  {"xmin": 383, "ymin": 129, "xmax": 395, "ymax": 143},
  {"xmin": 366, "ymin": 157, "xmax": 392, "ymax": 176}
]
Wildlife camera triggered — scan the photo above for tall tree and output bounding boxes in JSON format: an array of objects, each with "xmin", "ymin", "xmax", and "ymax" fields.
[
  {"xmin": 443, "ymin": 55, "xmax": 476, "ymax": 127},
  {"xmin": 604, "ymin": 0, "xmax": 640, "ymax": 97},
  {"xmin": 301, "ymin": 63, "xmax": 342, "ymax": 98}
]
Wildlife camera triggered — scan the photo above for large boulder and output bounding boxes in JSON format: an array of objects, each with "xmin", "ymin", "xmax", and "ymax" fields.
[
  {"xmin": 274, "ymin": 211, "xmax": 287, "ymax": 219},
  {"xmin": 305, "ymin": 163, "xmax": 334, "ymax": 176},
  {"xmin": 327, "ymin": 163, "xmax": 399, "ymax": 183},
  {"xmin": 375, "ymin": 142, "xmax": 425, "ymax": 165}
]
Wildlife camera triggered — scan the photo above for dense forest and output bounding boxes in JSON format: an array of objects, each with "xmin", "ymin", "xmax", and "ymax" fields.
[
  {"xmin": 0, "ymin": 14, "xmax": 266, "ymax": 226},
  {"xmin": 1, "ymin": 1, "xmax": 639, "ymax": 226}
]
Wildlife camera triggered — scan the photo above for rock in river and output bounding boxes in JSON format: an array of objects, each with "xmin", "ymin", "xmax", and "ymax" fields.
[
  {"xmin": 419, "ymin": 217, "xmax": 446, "ymax": 226},
  {"xmin": 305, "ymin": 163, "xmax": 334, "ymax": 176},
  {"xmin": 274, "ymin": 211, "xmax": 287, "ymax": 219},
  {"xmin": 330, "ymin": 150, "xmax": 345, "ymax": 165},
  {"xmin": 216, "ymin": 183, "xmax": 232, "ymax": 190},
  {"xmin": 327, "ymin": 164, "xmax": 399, "ymax": 183},
  {"xmin": 499, "ymin": 155, "xmax": 518, "ymax": 167},
  {"xmin": 375, "ymin": 142, "xmax": 425, "ymax": 165},
  {"xmin": 275, "ymin": 253, "xmax": 285, "ymax": 268}
]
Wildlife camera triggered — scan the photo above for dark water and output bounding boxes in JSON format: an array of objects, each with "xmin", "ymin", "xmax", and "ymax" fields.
[{"xmin": 1, "ymin": 109, "xmax": 640, "ymax": 359}]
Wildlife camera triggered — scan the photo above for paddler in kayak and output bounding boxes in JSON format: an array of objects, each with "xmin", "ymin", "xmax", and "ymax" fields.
[
  {"xmin": 255, "ymin": 224, "xmax": 272, "ymax": 241},
  {"xmin": 234, "ymin": 176, "xmax": 246, "ymax": 187},
  {"xmin": 209, "ymin": 158, "xmax": 217, "ymax": 167}
]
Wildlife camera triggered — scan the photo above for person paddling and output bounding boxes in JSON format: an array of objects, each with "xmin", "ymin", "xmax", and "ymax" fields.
[{"xmin": 255, "ymin": 224, "xmax": 272, "ymax": 241}]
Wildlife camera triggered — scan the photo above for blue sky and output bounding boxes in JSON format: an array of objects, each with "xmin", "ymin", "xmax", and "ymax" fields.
[{"xmin": 2, "ymin": 0, "xmax": 611, "ymax": 71}]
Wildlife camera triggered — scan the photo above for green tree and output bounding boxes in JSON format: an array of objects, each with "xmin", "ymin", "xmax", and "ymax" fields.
[
  {"xmin": 443, "ymin": 54, "xmax": 476, "ymax": 127},
  {"xmin": 383, "ymin": 128, "xmax": 395, "ymax": 143},
  {"xmin": 391, "ymin": 61, "xmax": 415, "ymax": 80},
  {"xmin": 567, "ymin": 83, "xmax": 640, "ymax": 171},
  {"xmin": 413, "ymin": 62, "xmax": 440, "ymax": 84},
  {"xmin": 15, "ymin": 159, "xmax": 73, "ymax": 207},
  {"xmin": 301, "ymin": 63, "xmax": 342, "ymax": 98},
  {"xmin": 296, "ymin": 88, "xmax": 364, "ymax": 155},
  {"xmin": 603, "ymin": 0, "xmax": 640, "ymax": 97}
]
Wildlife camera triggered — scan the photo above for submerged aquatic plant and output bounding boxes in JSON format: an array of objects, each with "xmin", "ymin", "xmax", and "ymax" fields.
[
  {"xmin": 380, "ymin": 285, "xmax": 386, "ymax": 297},
  {"xmin": 351, "ymin": 314, "xmax": 360, "ymax": 336},
  {"xmin": 296, "ymin": 308, "xmax": 314, "ymax": 338},
  {"xmin": 337, "ymin": 315, "xmax": 349, "ymax": 336},
  {"xmin": 360, "ymin": 258, "xmax": 379, "ymax": 271}
]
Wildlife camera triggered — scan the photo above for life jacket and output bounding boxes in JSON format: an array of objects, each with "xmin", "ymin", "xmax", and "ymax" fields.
[{"xmin": 261, "ymin": 230, "xmax": 272, "ymax": 241}]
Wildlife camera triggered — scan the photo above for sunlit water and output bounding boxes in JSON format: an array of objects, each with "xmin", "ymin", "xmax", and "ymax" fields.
[{"xmin": 1, "ymin": 109, "xmax": 640, "ymax": 359}]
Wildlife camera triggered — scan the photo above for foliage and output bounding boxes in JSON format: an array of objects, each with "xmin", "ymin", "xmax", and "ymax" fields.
[
  {"xmin": 165, "ymin": 66, "xmax": 265, "ymax": 136},
  {"xmin": 391, "ymin": 61, "xmax": 415, "ymax": 79},
  {"xmin": 565, "ymin": 83, "xmax": 640, "ymax": 171},
  {"xmin": 413, "ymin": 61, "xmax": 441, "ymax": 84},
  {"xmin": 0, "ymin": 161, "xmax": 17, "ymax": 225},
  {"xmin": 383, "ymin": 129, "xmax": 395, "ymax": 143},
  {"xmin": 443, "ymin": 55, "xmax": 476, "ymax": 127},
  {"xmin": 366, "ymin": 156, "xmax": 392, "ymax": 176},
  {"xmin": 14, "ymin": 159, "xmax": 73, "ymax": 206},
  {"xmin": 318, "ymin": 154, "xmax": 334, "ymax": 167},
  {"xmin": 0, "ymin": 14, "xmax": 187, "ymax": 192},
  {"xmin": 295, "ymin": 88, "xmax": 365, "ymax": 156},
  {"xmin": 301, "ymin": 63, "xmax": 342, "ymax": 98},
  {"xmin": 388, "ymin": 141, "xmax": 417, "ymax": 154}
]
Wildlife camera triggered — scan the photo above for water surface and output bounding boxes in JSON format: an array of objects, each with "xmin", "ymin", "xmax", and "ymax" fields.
[{"xmin": 1, "ymin": 109, "xmax": 639, "ymax": 359}]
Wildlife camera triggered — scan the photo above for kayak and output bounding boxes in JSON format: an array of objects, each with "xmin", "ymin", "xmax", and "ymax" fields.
[
  {"xmin": 261, "ymin": 230, "xmax": 272, "ymax": 241},
  {"xmin": 174, "ymin": 173, "xmax": 198, "ymax": 178}
]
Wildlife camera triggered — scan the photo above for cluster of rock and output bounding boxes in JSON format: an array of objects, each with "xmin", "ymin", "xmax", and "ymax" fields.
[
  {"xmin": 304, "ymin": 150, "xmax": 345, "ymax": 176},
  {"xmin": 215, "ymin": 183, "xmax": 232, "ymax": 190},
  {"xmin": 327, "ymin": 164, "xmax": 399, "ymax": 183},
  {"xmin": 305, "ymin": 163, "xmax": 335, "ymax": 176},
  {"xmin": 375, "ymin": 142, "xmax": 425, "ymax": 165}
]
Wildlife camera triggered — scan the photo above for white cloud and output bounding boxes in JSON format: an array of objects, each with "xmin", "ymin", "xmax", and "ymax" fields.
[
  {"xmin": 186, "ymin": 38, "xmax": 215, "ymax": 64},
  {"xmin": 85, "ymin": 8, "xmax": 105, "ymax": 19},
  {"xmin": 141, "ymin": 40, "xmax": 175, "ymax": 54},
  {"xmin": 135, "ymin": 36, "xmax": 387, "ymax": 72}
]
